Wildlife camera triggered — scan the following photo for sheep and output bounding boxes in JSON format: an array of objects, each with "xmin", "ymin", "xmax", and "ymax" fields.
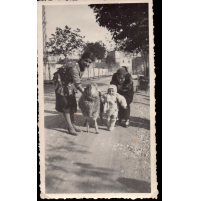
[{"xmin": 78, "ymin": 82, "xmax": 103, "ymax": 134}]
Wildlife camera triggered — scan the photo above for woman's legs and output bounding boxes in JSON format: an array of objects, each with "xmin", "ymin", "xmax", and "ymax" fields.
[
  {"xmin": 70, "ymin": 110, "xmax": 81, "ymax": 132},
  {"xmin": 107, "ymin": 116, "xmax": 111, "ymax": 130},
  {"xmin": 118, "ymin": 104, "xmax": 130, "ymax": 127},
  {"xmin": 63, "ymin": 109, "xmax": 77, "ymax": 135},
  {"xmin": 124, "ymin": 104, "xmax": 130, "ymax": 127}
]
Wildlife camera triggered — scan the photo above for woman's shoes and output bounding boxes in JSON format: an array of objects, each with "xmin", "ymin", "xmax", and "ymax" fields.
[
  {"xmin": 72, "ymin": 124, "xmax": 81, "ymax": 132},
  {"xmin": 115, "ymin": 119, "xmax": 122, "ymax": 127},
  {"xmin": 68, "ymin": 126, "xmax": 78, "ymax": 136},
  {"xmin": 124, "ymin": 119, "xmax": 129, "ymax": 128}
]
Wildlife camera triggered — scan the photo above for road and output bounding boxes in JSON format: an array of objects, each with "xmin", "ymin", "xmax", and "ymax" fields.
[{"xmin": 44, "ymin": 76, "xmax": 151, "ymax": 194}]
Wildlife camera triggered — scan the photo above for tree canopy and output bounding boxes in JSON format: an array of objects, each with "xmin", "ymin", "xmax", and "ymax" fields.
[
  {"xmin": 84, "ymin": 41, "xmax": 106, "ymax": 61},
  {"xmin": 106, "ymin": 54, "xmax": 116, "ymax": 66},
  {"xmin": 89, "ymin": 4, "xmax": 149, "ymax": 54},
  {"xmin": 46, "ymin": 26, "xmax": 85, "ymax": 60},
  {"xmin": 89, "ymin": 4, "xmax": 149, "ymax": 76}
]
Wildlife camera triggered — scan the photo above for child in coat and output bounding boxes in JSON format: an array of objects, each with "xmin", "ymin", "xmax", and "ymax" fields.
[{"xmin": 101, "ymin": 85, "xmax": 127, "ymax": 131}]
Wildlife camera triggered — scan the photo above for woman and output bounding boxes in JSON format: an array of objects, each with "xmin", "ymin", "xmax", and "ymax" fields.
[
  {"xmin": 53, "ymin": 51, "xmax": 94, "ymax": 135},
  {"xmin": 110, "ymin": 66, "xmax": 134, "ymax": 127}
]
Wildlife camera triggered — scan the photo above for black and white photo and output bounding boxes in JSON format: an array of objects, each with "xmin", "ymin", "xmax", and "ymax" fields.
[{"xmin": 37, "ymin": 0, "xmax": 156, "ymax": 199}]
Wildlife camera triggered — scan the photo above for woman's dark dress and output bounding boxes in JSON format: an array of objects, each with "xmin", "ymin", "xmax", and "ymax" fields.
[
  {"xmin": 110, "ymin": 73, "xmax": 134, "ymax": 120},
  {"xmin": 53, "ymin": 61, "xmax": 85, "ymax": 113}
]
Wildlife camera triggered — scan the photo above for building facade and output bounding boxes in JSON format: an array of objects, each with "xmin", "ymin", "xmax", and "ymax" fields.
[{"xmin": 107, "ymin": 51, "xmax": 133, "ymax": 73}]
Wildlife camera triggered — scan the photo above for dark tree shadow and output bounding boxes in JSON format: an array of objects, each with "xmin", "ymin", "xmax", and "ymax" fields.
[
  {"xmin": 46, "ymin": 155, "xmax": 67, "ymax": 164},
  {"xmin": 74, "ymin": 162, "xmax": 115, "ymax": 173},
  {"xmin": 45, "ymin": 174, "xmax": 66, "ymax": 193},
  {"xmin": 143, "ymin": 97, "xmax": 150, "ymax": 101},
  {"xmin": 129, "ymin": 116, "xmax": 150, "ymax": 130},
  {"xmin": 133, "ymin": 101, "xmax": 150, "ymax": 106},
  {"xmin": 117, "ymin": 177, "xmax": 151, "ymax": 193},
  {"xmin": 44, "ymin": 110, "xmax": 58, "ymax": 114},
  {"xmin": 71, "ymin": 162, "xmax": 151, "ymax": 193},
  {"xmin": 135, "ymin": 92, "xmax": 150, "ymax": 98}
]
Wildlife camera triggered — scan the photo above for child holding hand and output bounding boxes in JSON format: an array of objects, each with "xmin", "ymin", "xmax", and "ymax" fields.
[{"xmin": 101, "ymin": 85, "xmax": 127, "ymax": 131}]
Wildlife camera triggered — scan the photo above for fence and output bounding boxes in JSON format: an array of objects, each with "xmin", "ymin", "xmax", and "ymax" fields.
[{"xmin": 43, "ymin": 63, "xmax": 115, "ymax": 81}]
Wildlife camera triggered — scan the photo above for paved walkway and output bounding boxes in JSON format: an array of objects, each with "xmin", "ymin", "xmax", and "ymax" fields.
[{"xmin": 44, "ymin": 76, "xmax": 151, "ymax": 193}]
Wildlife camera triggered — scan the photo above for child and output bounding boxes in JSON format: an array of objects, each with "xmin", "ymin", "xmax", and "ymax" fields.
[
  {"xmin": 101, "ymin": 85, "xmax": 127, "ymax": 131},
  {"xmin": 110, "ymin": 66, "xmax": 134, "ymax": 127}
]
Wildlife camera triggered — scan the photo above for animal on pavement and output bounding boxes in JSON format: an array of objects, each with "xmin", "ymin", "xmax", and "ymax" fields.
[{"xmin": 78, "ymin": 82, "xmax": 103, "ymax": 134}]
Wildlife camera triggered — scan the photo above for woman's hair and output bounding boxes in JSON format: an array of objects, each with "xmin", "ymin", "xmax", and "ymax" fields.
[
  {"xmin": 121, "ymin": 66, "xmax": 128, "ymax": 72},
  {"xmin": 117, "ymin": 66, "xmax": 128, "ymax": 76},
  {"xmin": 81, "ymin": 51, "xmax": 95, "ymax": 62},
  {"xmin": 79, "ymin": 51, "xmax": 95, "ymax": 71}
]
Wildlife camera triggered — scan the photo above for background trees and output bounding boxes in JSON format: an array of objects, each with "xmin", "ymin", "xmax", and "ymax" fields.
[
  {"xmin": 84, "ymin": 41, "xmax": 106, "ymax": 77},
  {"xmin": 46, "ymin": 26, "xmax": 85, "ymax": 64},
  {"xmin": 105, "ymin": 54, "xmax": 116, "ymax": 73},
  {"xmin": 89, "ymin": 3, "xmax": 149, "ymax": 77}
]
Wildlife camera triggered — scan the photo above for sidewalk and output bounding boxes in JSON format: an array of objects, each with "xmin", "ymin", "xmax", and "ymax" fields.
[{"xmin": 44, "ymin": 76, "xmax": 151, "ymax": 193}]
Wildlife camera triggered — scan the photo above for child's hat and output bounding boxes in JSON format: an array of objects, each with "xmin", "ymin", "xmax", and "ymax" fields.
[{"xmin": 108, "ymin": 84, "xmax": 117, "ymax": 92}]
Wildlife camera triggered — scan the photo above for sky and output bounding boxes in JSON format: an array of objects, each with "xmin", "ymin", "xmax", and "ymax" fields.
[{"xmin": 45, "ymin": 5, "xmax": 115, "ymax": 50}]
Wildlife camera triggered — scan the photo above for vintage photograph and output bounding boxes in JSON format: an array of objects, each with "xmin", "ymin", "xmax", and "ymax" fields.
[{"xmin": 38, "ymin": 0, "xmax": 156, "ymax": 199}]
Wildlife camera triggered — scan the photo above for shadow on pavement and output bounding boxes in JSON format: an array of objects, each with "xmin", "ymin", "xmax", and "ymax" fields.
[
  {"xmin": 133, "ymin": 101, "xmax": 150, "ymax": 106},
  {"xmin": 117, "ymin": 177, "xmax": 151, "ymax": 193},
  {"xmin": 129, "ymin": 116, "xmax": 150, "ymax": 130},
  {"xmin": 135, "ymin": 92, "xmax": 150, "ymax": 98},
  {"xmin": 45, "ymin": 174, "xmax": 66, "ymax": 193},
  {"xmin": 72, "ymin": 163, "xmax": 151, "ymax": 193},
  {"xmin": 143, "ymin": 97, "xmax": 150, "ymax": 101},
  {"xmin": 74, "ymin": 162, "xmax": 115, "ymax": 172},
  {"xmin": 44, "ymin": 109, "xmax": 106, "ymax": 134},
  {"xmin": 44, "ymin": 110, "xmax": 58, "ymax": 114},
  {"xmin": 44, "ymin": 109, "xmax": 150, "ymax": 133},
  {"xmin": 73, "ymin": 162, "xmax": 117, "ymax": 193}
]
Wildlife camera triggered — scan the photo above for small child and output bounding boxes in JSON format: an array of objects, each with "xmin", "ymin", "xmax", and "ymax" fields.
[{"xmin": 101, "ymin": 85, "xmax": 127, "ymax": 131}]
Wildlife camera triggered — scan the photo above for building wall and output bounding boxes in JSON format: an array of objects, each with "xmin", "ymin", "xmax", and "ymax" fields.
[
  {"xmin": 132, "ymin": 57, "xmax": 144, "ymax": 75},
  {"xmin": 108, "ymin": 51, "xmax": 132, "ymax": 73}
]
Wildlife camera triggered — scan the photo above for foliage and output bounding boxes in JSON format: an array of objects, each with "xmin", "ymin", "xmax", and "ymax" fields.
[
  {"xmin": 89, "ymin": 4, "xmax": 149, "ymax": 76},
  {"xmin": 105, "ymin": 54, "xmax": 119, "ymax": 71},
  {"xmin": 56, "ymin": 58, "xmax": 65, "ymax": 64},
  {"xmin": 46, "ymin": 26, "xmax": 85, "ymax": 59},
  {"xmin": 105, "ymin": 54, "xmax": 116, "ymax": 66},
  {"xmin": 89, "ymin": 4, "xmax": 148, "ymax": 53},
  {"xmin": 84, "ymin": 41, "xmax": 106, "ymax": 61}
]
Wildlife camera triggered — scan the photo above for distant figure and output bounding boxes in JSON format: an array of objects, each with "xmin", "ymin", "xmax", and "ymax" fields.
[
  {"xmin": 101, "ymin": 85, "xmax": 127, "ymax": 131},
  {"xmin": 53, "ymin": 51, "xmax": 94, "ymax": 135},
  {"xmin": 110, "ymin": 66, "xmax": 134, "ymax": 127}
]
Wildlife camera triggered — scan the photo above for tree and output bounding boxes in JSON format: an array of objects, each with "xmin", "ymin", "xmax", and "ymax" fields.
[
  {"xmin": 89, "ymin": 4, "xmax": 149, "ymax": 77},
  {"xmin": 56, "ymin": 57, "xmax": 65, "ymax": 64},
  {"xmin": 46, "ymin": 26, "xmax": 85, "ymax": 64},
  {"xmin": 84, "ymin": 41, "xmax": 106, "ymax": 78},
  {"xmin": 105, "ymin": 54, "xmax": 116, "ymax": 73}
]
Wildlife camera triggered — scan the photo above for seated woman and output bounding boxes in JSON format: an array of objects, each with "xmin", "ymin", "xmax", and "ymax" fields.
[
  {"xmin": 110, "ymin": 66, "xmax": 134, "ymax": 127},
  {"xmin": 53, "ymin": 51, "xmax": 94, "ymax": 135}
]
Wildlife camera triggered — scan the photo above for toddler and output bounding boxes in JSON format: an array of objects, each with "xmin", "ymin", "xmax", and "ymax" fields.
[{"xmin": 101, "ymin": 85, "xmax": 127, "ymax": 131}]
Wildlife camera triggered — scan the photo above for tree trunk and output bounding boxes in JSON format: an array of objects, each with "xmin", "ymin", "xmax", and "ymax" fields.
[
  {"xmin": 93, "ymin": 62, "xmax": 95, "ymax": 78},
  {"xmin": 64, "ymin": 55, "xmax": 68, "ymax": 65},
  {"xmin": 98, "ymin": 66, "xmax": 99, "ymax": 77},
  {"xmin": 48, "ymin": 63, "xmax": 51, "ymax": 80},
  {"xmin": 44, "ymin": 63, "xmax": 47, "ymax": 80},
  {"xmin": 140, "ymin": 49, "xmax": 148, "ymax": 77},
  {"xmin": 87, "ymin": 67, "xmax": 90, "ymax": 79}
]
